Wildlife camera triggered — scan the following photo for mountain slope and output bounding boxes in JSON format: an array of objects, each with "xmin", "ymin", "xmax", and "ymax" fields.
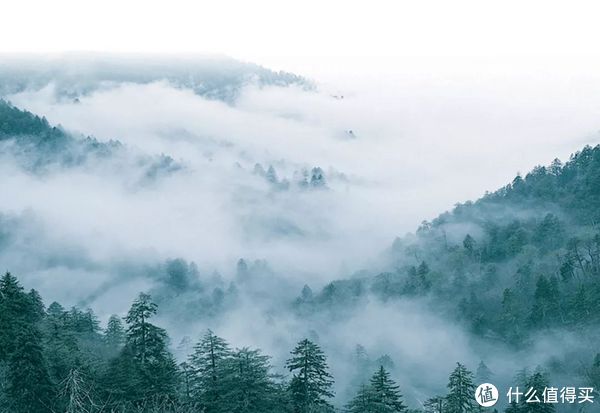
[{"xmin": 301, "ymin": 144, "xmax": 600, "ymax": 349}]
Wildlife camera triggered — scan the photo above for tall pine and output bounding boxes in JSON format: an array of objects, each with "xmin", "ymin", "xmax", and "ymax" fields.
[
  {"xmin": 286, "ymin": 338, "xmax": 334, "ymax": 413},
  {"xmin": 445, "ymin": 363, "xmax": 479, "ymax": 413}
]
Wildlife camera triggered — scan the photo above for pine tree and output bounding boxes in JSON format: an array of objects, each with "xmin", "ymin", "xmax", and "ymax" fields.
[
  {"xmin": 463, "ymin": 234, "xmax": 477, "ymax": 256},
  {"xmin": 188, "ymin": 329, "xmax": 232, "ymax": 412},
  {"xmin": 0, "ymin": 272, "xmax": 36, "ymax": 361},
  {"xmin": 286, "ymin": 338, "xmax": 334, "ymax": 413},
  {"xmin": 475, "ymin": 361, "xmax": 493, "ymax": 384},
  {"xmin": 445, "ymin": 363, "xmax": 479, "ymax": 413},
  {"xmin": 224, "ymin": 347, "xmax": 280, "ymax": 413},
  {"xmin": 368, "ymin": 366, "xmax": 407, "ymax": 412},
  {"xmin": 104, "ymin": 314, "xmax": 126, "ymax": 351},
  {"xmin": 109, "ymin": 292, "xmax": 179, "ymax": 404},
  {"xmin": 520, "ymin": 371, "xmax": 554, "ymax": 413},
  {"xmin": 346, "ymin": 384, "xmax": 373, "ymax": 413},
  {"xmin": 424, "ymin": 396, "xmax": 446, "ymax": 413},
  {"xmin": 6, "ymin": 325, "xmax": 54, "ymax": 413},
  {"xmin": 529, "ymin": 276, "xmax": 561, "ymax": 328},
  {"xmin": 27, "ymin": 288, "xmax": 45, "ymax": 322},
  {"xmin": 310, "ymin": 167, "xmax": 326, "ymax": 188},
  {"xmin": 125, "ymin": 292, "xmax": 159, "ymax": 365}
]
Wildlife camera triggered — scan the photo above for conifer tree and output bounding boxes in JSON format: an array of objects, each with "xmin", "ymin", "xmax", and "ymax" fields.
[
  {"xmin": 0, "ymin": 272, "xmax": 35, "ymax": 361},
  {"xmin": 224, "ymin": 347, "xmax": 280, "ymax": 413},
  {"xmin": 475, "ymin": 361, "xmax": 493, "ymax": 384},
  {"xmin": 188, "ymin": 329, "xmax": 232, "ymax": 412},
  {"xmin": 6, "ymin": 325, "xmax": 54, "ymax": 413},
  {"xmin": 445, "ymin": 363, "xmax": 479, "ymax": 413},
  {"xmin": 286, "ymin": 338, "xmax": 334, "ymax": 413},
  {"xmin": 520, "ymin": 371, "xmax": 554, "ymax": 413},
  {"xmin": 107, "ymin": 292, "xmax": 178, "ymax": 405},
  {"xmin": 424, "ymin": 396, "xmax": 446, "ymax": 413},
  {"xmin": 529, "ymin": 276, "xmax": 560, "ymax": 328},
  {"xmin": 105, "ymin": 314, "xmax": 126, "ymax": 351},
  {"xmin": 346, "ymin": 384, "xmax": 373, "ymax": 413},
  {"xmin": 368, "ymin": 366, "xmax": 407, "ymax": 412}
]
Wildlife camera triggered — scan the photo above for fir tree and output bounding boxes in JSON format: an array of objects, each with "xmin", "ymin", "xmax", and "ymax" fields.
[
  {"xmin": 224, "ymin": 347, "xmax": 280, "ymax": 413},
  {"xmin": 445, "ymin": 363, "xmax": 479, "ymax": 413},
  {"xmin": 6, "ymin": 325, "xmax": 54, "ymax": 413},
  {"xmin": 107, "ymin": 292, "xmax": 179, "ymax": 404},
  {"xmin": 520, "ymin": 371, "xmax": 554, "ymax": 413},
  {"xmin": 188, "ymin": 329, "xmax": 232, "ymax": 412},
  {"xmin": 369, "ymin": 366, "xmax": 407, "ymax": 412},
  {"xmin": 424, "ymin": 396, "xmax": 446, "ymax": 413},
  {"xmin": 104, "ymin": 314, "xmax": 126, "ymax": 351},
  {"xmin": 346, "ymin": 384, "xmax": 373, "ymax": 413},
  {"xmin": 0, "ymin": 272, "xmax": 35, "ymax": 361},
  {"xmin": 286, "ymin": 338, "xmax": 334, "ymax": 413},
  {"xmin": 475, "ymin": 361, "xmax": 493, "ymax": 384}
]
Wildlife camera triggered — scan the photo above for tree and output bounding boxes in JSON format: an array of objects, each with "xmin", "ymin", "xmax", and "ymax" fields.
[
  {"xmin": 463, "ymin": 235, "xmax": 477, "ymax": 256},
  {"xmin": 445, "ymin": 363, "xmax": 479, "ymax": 413},
  {"xmin": 424, "ymin": 396, "xmax": 446, "ymax": 413},
  {"xmin": 58, "ymin": 368, "xmax": 97, "ymax": 413},
  {"xmin": 224, "ymin": 347, "xmax": 283, "ymax": 413},
  {"xmin": 368, "ymin": 366, "xmax": 407, "ymax": 412},
  {"xmin": 0, "ymin": 272, "xmax": 36, "ymax": 361},
  {"xmin": 475, "ymin": 361, "xmax": 493, "ymax": 384},
  {"xmin": 529, "ymin": 276, "xmax": 561, "ymax": 328},
  {"xmin": 286, "ymin": 338, "xmax": 334, "ymax": 413},
  {"xmin": 106, "ymin": 292, "xmax": 178, "ymax": 405},
  {"xmin": 125, "ymin": 292, "xmax": 159, "ymax": 365},
  {"xmin": 6, "ymin": 325, "xmax": 54, "ymax": 413},
  {"xmin": 188, "ymin": 329, "xmax": 232, "ymax": 412},
  {"xmin": 517, "ymin": 371, "xmax": 554, "ymax": 413},
  {"xmin": 104, "ymin": 314, "xmax": 126, "ymax": 352},
  {"xmin": 310, "ymin": 167, "xmax": 326, "ymax": 188},
  {"xmin": 346, "ymin": 384, "xmax": 373, "ymax": 413}
]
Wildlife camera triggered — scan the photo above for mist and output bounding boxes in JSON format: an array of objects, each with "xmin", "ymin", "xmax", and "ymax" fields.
[{"xmin": 1, "ymin": 54, "xmax": 600, "ymax": 409}]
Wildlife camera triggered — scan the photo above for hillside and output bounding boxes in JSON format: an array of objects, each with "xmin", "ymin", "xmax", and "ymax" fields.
[
  {"xmin": 0, "ymin": 99, "xmax": 180, "ymax": 178},
  {"xmin": 301, "ymin": 144, "xmax": 600, "ymax": 350}
]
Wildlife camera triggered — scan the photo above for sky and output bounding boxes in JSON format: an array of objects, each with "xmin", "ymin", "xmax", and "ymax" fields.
[{"xmin": 3, "ymin": 0, "xmax": 600, "ymax": 74}]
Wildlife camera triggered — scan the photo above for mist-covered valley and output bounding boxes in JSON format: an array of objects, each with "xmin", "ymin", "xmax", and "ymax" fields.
[{"xmin": 1, "ymin": 54, "xmax": 600, "ymax": 413}]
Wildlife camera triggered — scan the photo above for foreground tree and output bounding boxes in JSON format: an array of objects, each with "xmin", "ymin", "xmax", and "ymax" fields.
[
  {"xmin": 224, "ymin": 347, "xmax": 283, "ymax": 413},
  {"xmin": 346, "ymin": 384, "xmax": 373, "ymax": 413},
  {"xmin": 369, "ymin": 366, "xmax": 407, "ymax": 412},
  {"xmin": 6, "ymin": 325, "xmax": 54, "ymax": 413},
  {"xmin": 188, "ymin": 329, "xmax": 232, "ymax": 412},
  {"xmin": 445, "ymin": 363, "xmax": 479, "ymax": 413},
  {"xmin": 0, "ymin": 272, "xmax": 37, "ymax": 361},
  {"xmin": 286, "ymin": 338, "xmax": 334, "ymax": 413},
  {"xmin": 424, "ymin": 396, "xmax": 446, "ymax": 413},
  {"xmin": 104, "ymin": 293, "xmax": 178, "ymax": 406}
]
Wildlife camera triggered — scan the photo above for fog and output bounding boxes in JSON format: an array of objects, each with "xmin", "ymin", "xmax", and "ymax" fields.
[{"xmin": 1, "ymin": 54, "xmax": 600, "ymax": 405}]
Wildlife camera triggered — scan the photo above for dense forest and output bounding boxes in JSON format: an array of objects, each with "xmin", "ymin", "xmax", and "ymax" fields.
[
  {"xmin": 2, "ymin": 80, "xmax": 600, "ymax": 411},
  {"xmin": 0, "ymin": 271, "xmax": 578, "ymax": 413}
]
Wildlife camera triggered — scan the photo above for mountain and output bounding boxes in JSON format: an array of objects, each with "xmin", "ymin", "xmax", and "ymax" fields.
[
  {"xmin": 0, "ymin": 99, "xmax": 180, "ymax": 179},
  {"xmin": 0, "ymin": 53, "xmax": 312, "ymax": 102},
  {"xmin": 302, "ymin": 144, "xmax": 600, "ymax": 346}
]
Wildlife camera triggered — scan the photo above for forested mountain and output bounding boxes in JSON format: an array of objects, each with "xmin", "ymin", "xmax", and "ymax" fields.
[
  {"xmin": 0, "ymin": 54, "xmax": 310, "ymax": 102},
  {"xmin": 0, "ymin": 99, "xmax": 180, "ymax": 179},
  {"xmin": 3, "ymin": 270, "xmax": 579, "ymax": 413},
  {"xmin": 300, "ymin": 144, "xmax": 600, "ymax": 335}
]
